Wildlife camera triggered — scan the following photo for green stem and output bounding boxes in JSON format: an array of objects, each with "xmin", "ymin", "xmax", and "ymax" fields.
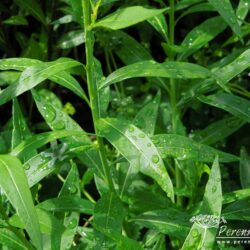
[
  {"xmin": 82, "ymin": 0, "xmax": 115, "ymax": 192},
  {"xmin": 169, "ymin": 0, "xmax": 182, "ymax": 206}
]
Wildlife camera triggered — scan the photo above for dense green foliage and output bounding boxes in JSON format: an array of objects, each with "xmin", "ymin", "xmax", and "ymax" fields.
[{"xmin": 0, "ymin": 0, "xmax": 250, "ymax": 249}]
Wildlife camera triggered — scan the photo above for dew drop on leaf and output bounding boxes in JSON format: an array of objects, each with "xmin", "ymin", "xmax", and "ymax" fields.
[
  {"xmin": 191, "ymin": 228, "xmax": 198, "ymax": 237},
  {"xmin": 151, "ymin": 154, "xmax": 159, "ymax": 163},
  {"xmin": 53, "ymin": 120, "xmax": 65, "ymax": 130},
  {"xmin": 68, "ymin": 184, "xmax": 77, "ymax": 194},
  {"xmin": 128, "ymin": 125, "xmax": 134, "ymax": 132},
  {"xmin": 212, "ymin": 186, "xmax": 217, "ymax": 192},
  {"xmin": 43, "ymin": 105, "xmax": 56, "ymax": 122},
  {"xmin": 68, "ymin": 218, "xmax": 78, "ymax": 228}
]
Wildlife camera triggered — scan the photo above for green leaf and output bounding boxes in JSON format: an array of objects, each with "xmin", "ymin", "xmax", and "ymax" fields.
[
  {"xmin": 0, "ymin": 58, "xmax": 88, "ymax": 102},
  {"xmin": 32, "ymin": 89, "xmax": 90, "ymax": 146},
  {"xmin": 0, "ymin": 58, "xmax": 82, "ymax": 105},
  {"xmin": 193, "ymin": 116, "xmax": 246, "ymax": 145},
  {"xmin": 240, "ymin": 147, "xmax": 250, "ymax": 189},
  {"xmin": 0, "ymin": 155, "xmax": 42, "ymax": 250},
  {"xmin": 207, "ymin": 0, "xmax": 242, "ymax": 39},
  {"xmin": 236, "ymin": 0, "xmax": 250, "ymax": 25},
  {"xmin": 111, "ymin": 30, "xmax": 152, "ymax": 64},
  {"xmin": 3, "ymin": 15, "xmax": 28, "ymax": 26},
  {"xmin": 11, "ymin": 99, "xmax": 36, "ymax": 162},
  {"xmin": 132, "ymin": 208, "xmax": 190, "ymax": 239},
  {"xmin": 152, "ymin": 134, "xmax": 239, "ymax": 162},
  {"xmin": 93, "ymin": 192, "xmax": 126, "ymax": 248},
  {"xmin": 57, "ymin": 30, "xmax": 85, "ymax": 49},
  {"xmin": 223, "ymin": 188, "xmax": 250, "ymax": 204},
  {"xmin": 14, "ymin": 0, "xmax": 46, "ymax": 25},
  {"xmin": 10, "ymin": 130, "xmax": 85, "ymax": 158},
  {"xmin": 198, "ymin": 92, "xmax": 250, "ymax": 123},
  {"xmin": 0, "ymin": 228, "xmax": 28, "ymax": 250},
  {"xmin": 97, "ymin": 118, "xmax": 174, "ymax": 201},
  {"xmin": 58, "ymin": 162, "xmax": 80, "ymax": 250},
  {"xmin": 179, "ymin": 16, "xmax": 227, "ymax": 59},
  {"xmin": 99, "ymin": 60, "xmax": 210, "ymax": 89},
  {"xmin": 181, "ymin": 157, "xmax": 222, "ymax": 249},
  {"xmin": 148, "ymin": 13, "xmax": 168, "ymax": 41},
  {"xmin": 94, "ymin": 6, "xmax": 168, "ymax": 30},
  {"xmin": 10, "ymin": 208, "xmax": 65, "ymax": 241},
  {"xmin": 222, "ymin": 199, "xmax": 250, "ymax": 221},
  {"xmin": 134, "ymin": 91, "xmax": 161, "ymax": 135},
  {"xmin": 37, "ymin": 196, "xmax": 94, "ymax": 214},
  {"xmin": 94, "ymin": 58, "xmax": 110, "ymax": 118}
]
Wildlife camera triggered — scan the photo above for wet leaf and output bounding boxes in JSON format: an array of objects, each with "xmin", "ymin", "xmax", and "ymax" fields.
[
  {"xmin": 99, "ymin": 60, "xmax": 210, "ymax": 89},
  {"xmin": 198, "ymin": 92, "xmax": 250, "ymax": 123},
  {"xmin": 0, "ymin": 155, "xmax": 42, "ymax": 250},
  {"xmin": 181, "ymin": 157, "xmax": 222, "ymax": 249},
  {"xmin": 207, "ymin": 0, "xmax": 242, "ymax": 39},
  {"xmin": 94, "ymin": 6, "xmax": 168, "ymax": 30},
  {"xmin": 97, "ymin": 118, "xmax": 174, "ymax": 201},
  {"xmin": 152, "ymin": 134, "xmax": 239, "ymax": 162}
]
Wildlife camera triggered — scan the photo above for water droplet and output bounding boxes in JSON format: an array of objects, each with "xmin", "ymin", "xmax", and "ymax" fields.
[
  {"xmin": 53, "ymin": 120, "xmax": 65, "ymax": 130},
  {"xmin": 68, "ymin": 184, "xmax": 77, "ymax": 194},
  {"xmin": 152, "ymin": 155, "xmax": 159, "ymax": 163},
  {"xmin": 24, "ymin": 163, "xmax": 30, "ymax": 170},
  {"xmin": 147, "ymin": 143, "xmax": 152, "ymax": 147},
  {"xmin": 43, "ymin": 105, "xmax": 56, "ymax": 122},
  {"xmin": 212, "ymin": 186, "xmax": 217, "ymax": 192},
  {"xmin": 128, "ymin": 126, "xmax": 134, "ymax": 132},
  {"xmin": 68, "ymin": 218, "xmax": 78, "ymax": 228},
  {"xmin": 191, "ymin": 229, "xmax": 199, "ymax": 237},
  {"xmin": 139, "ymin": 133, "xmax": 145, "ymax": 138}
]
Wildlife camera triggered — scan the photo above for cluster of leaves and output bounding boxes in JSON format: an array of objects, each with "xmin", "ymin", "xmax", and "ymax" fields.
[{"xmin": 0, "ymin": 0, "xmax": 250, "ymax": 249}]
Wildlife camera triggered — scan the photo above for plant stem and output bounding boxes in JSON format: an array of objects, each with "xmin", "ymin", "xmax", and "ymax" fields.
[
  {"xmin": 82, "ymin": 0, "xmax": 115, "ymax": 192},
  {"xmin": 169, "ymin": 0, "xmax": 182, "ymax": 206}
]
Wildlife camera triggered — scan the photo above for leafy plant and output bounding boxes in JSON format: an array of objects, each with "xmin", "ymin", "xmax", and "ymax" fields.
[{"xmin": 0, "ymin": 0, "xmax": 250, "ymax": 249}]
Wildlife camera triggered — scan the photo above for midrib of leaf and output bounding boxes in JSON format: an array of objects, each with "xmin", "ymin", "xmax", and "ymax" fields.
[
  {"xmin": 105, "ymin": 193, "xmax": 114, "ymax": 230},
  {"xmin": 120, "ymin": 164, "xmax": 133, "ymax": 197}
]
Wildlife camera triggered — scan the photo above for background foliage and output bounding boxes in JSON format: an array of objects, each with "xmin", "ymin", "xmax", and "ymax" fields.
[{"xmin": 0, "ymin": 0, "xmax": 250, "ymax": 249}]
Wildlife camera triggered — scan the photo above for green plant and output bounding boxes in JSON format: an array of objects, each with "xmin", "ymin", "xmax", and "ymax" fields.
[{"xmin": 0, "ymin": 0, "xmax": 250, "ymax": 249}]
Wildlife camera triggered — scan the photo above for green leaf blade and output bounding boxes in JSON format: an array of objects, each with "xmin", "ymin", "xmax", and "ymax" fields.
[{"xmin": 0, "ymin": 155, "xmax": 42, "ymax": 250}]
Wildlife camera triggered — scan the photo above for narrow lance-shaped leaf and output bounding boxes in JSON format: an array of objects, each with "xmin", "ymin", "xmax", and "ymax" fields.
[
  {"xmin": 181, "ymin": 157, "xmax": 222, "ymax": 249},
  {"xmin": 198, "ymin": 92, "xmax": 250, "ymax": 123},
  {"xmin": 0, "ymin": 228, "xmax": 28, "ymax": 250},
  {"xmin": 37, "ymin": 196, "xmax": 94, "ymax": 214},
  {"xmin": 94, "ymin": 6, "xmax": 168, "ymax": 30},
  {"xmin": 236, "ymin": 0, "xmax": 250, "ymax": 25},
  {"xmin": 178, "ymin": 16, "xmax": 227, "ymax": 59},
  {"xmin": 0, "ymin": 155, "xmax": 42, "ymax": 250},
  {"xmin": 0, "ymin": 58, "xmax": 88, "ymax": 103},
  {"xmin": 152, "ymin": 134, "xmax": 239, "ymax": 162},
  {"xmin": 99, "ymin": 60, "xmax": 210, "ymax": 89},
  {"xmin": 193, "ymin": 116, "xmax": 245, "ymax": 145},
  {"xmin": 57, "ymin": 30, "xmax": 85, "ymax": 49},
  {"xmin": 93, "ymin": 192, "xmax": 126, "ymax": 248},
  {"xmin": 134, "ymin": 91, "xmax": 161, "ymax": 135},
  {"xmin": 32, "ymin": 89, "xmax": 105, "ymax": 178},
  {"xmin": 240, "ymin": 147, "xmax": 250, "ymax": 189},
  {"xmin": 0, "ymin": 58, "xmax": 82, "ymax": 105},
  {"xmin": 132, "ymin": 208, "xmax": 190, "ymax": 239},
  {"xmin": 14, "ymin": 0, "xmax": 46, "ymax": 24},
  {"xmin": 11, "ymin": 98, "xmax": 36, "ymax": 162},
  {"xmin": 207, "ymin": 0, "xmax": 242, "ymax": 39},
  {"xmin": 10, "ymin": 130, "xmax": 85, "ymax": 158},
  {"xmin": 148, "ymin": 13, "xmax": 168, "ymax": 41},
  {"xmin": 58, "ymin": 162, "xmax": 80, "ymax": 250},
  {"xmin": 97, "ymin": 118, "xmax": 174, "ymax": 201},
  {"xmin": 111, "ymin": 30, "xmax": 152, "ymax": 64}
]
